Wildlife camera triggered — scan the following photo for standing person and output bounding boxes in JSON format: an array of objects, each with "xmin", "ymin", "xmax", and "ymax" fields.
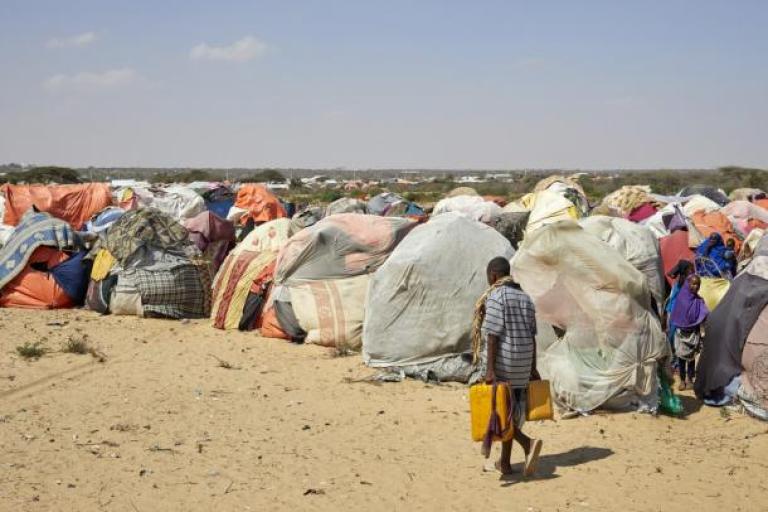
[
  {"xmin": 669, "ymin": 275, "xmax": 709, "ymax": 390},
  {"xmin": 665, "ymin": 260, "xmax": 694, "ymax": 352},
  {"xmin": 477, "ymin": 256, "xmax": 542, "ymax": 476}
]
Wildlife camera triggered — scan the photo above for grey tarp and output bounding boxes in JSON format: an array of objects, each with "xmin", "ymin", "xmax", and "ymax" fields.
[
  {"xmin": 494, "ymin": 211, "xmax": 530, "ymax": 250},
  {"xmin": 695, "ymin": 237, "xmax": 768, "ymax": 400},
  {"xmin": 362, "ymin": 213, "xmax": 514, "ymax": 376},
  {"xmin": 511, "ymin": 221, "xmax": 667, "ymax": 413}
]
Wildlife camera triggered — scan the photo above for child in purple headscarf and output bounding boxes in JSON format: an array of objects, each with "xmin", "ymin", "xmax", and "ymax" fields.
[{"xmin": 670, "ymin": 275, "xmax": 709, "ymax": 390}]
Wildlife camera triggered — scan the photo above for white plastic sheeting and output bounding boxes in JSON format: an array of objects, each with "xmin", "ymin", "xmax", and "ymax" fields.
[
  {"xmin": 525, "ymin": 190, "xmax": 578, "ymax": 235},
  {"xmin": 580, "ymin": 216, "xmax": 665, "ymax": 309},
  {"xmin": 130, "ymin": 186, "xmax": 207, "ymax": 222},
  {"xmin": 363, "ymin": 213, "xmax": 514, "ymax": 371},
  {"xmin": 682, "ymin": 195, "xmax": 721, "ymax": 217},
  {"xmin": 511, "ymin": 221, "xmax": 667, "ymax": 413},
  {"xmin": 722, "ymin": 201, "xmax": 768, "ymax": 237},
  {"xmin": 432, "ymin": 195, "xmax": 502, "ymax": 225}
]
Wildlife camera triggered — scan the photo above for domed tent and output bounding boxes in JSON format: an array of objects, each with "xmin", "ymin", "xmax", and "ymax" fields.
[
  {"xmin": 325, "ymin": 197, "xmax": 368, "ymax": 216},
  {"xmin": 363, "ymin": 213, "xmax": 514, "ymax": 382},
  {"xmin": 211, "ymin": 218, "xmax": 291, "ymax": 332},
  {"xmin": 228, "ymin": 184, "xmax": 287, "ymax": 226},
  {"xmin": 272, "ymin": 214, "xmax": 417, "ymax": 350},
  {"xmin": 118, "ymin": 186, "xmax": 206, "ymax": 222},
  {"xmin": 580, "ymin": 216, "xmax": 665, "ymax": 310},
  {"xmin": 1, "ymin": 183, "xmax": 112, "ymax": 229},
  {"xmin": 696, "ymin": 237, "xmax": 768, "ymax": 407},
  {"xmin": 0, "ymin": 212, "xmax": 89, "ymax": 309},
  {"xmin": 433, "ymin": 195, "xmax": 502, "ymax": 225},
  {"xmin": 511, "ymin": 221, "xmax": 667, "ymax": 413},
  {"xmin": 89, "ymin": 209, "xmax": 210, "ymax": 319}
]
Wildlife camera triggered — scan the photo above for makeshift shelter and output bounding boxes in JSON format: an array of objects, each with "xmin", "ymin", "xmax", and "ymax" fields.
[
  {"xmin": 690, "ymin": 210, "xmax": 740, "ymax": 250},
  {"xmin": 533, "ymin": 175, "xmax": 589, "ymax": 215},
  {"xmin": 494, "ymin": 211, "xmax": 530, "ymax": 250},
  {"xmin": 679, "ymin": 185, "xmax": 729, "ymax": 206},
  {"xmin": 447, "ymin": 187, "xmax": 479, "ymax": 198},
  {"xmin": 289, "ymin": 207, "xmax": 324, "ymax": 236},
  {"xmin": 729, "ymin": 188, "xmax": 765, "ymax": 202},
  {"xmin": 738, "ymin": 307, "xmax": 768, "ymax": 420},
  {"xmin": 85, "ymin": 207, "xmax": 125, "ymax": 235},
  {"xmin": 1, "ymin": 183, "xmax": 112, "ymax": 229},
  {"xmin": 0, "ymin": 212, "xmax": 88, "ymax": 309},
  {"xmin": 325, "ymin": 197, "xmax": 368, "ymax": 216},
  {"xmin": 119, "ymin": 186, "xmax": 206, "ymax": 222},
  {"xmin": 183, "ymin": 211, "xmax": 236, "ymax": 272},
  {"xmin": 367, "ymin": 192, "xmax": 404, "ymax": 216},
  {"xmin": 580, "ymin": 216, "xmax": 665, "ymax": 309},
  {"xmin": 511, "ymin": 221, "xmax": 667, "ymax": 413},
  {"xmin": 202, "ymin": 185, "xmax": 235, "ymax": 220},
  {"xmin": 433, "ymin": 195, "xmax": 502, "ymax": 225},
  {"xmin": 721, "ymin": 201, "xmax": 768, "ymax": 238},
  {"xmin": 696, "ymin": 237, "xmax": 768, "ymax": 405},
  {"xmin": 524, "ymin": 190, "xmax": 579, "ymax": 234},
  {"xmin": 599, "ymin": 186, "xmax": 655, "ymax": 217},
  {"xmin": 363, "ymin": 213, "xmax": 514, "ymax": 381},
  {"xmin": 211, "ymin": 218, "xmax": 291, "ymax": 332},
  {"xmin": 92, "ymin": 209, "xmax": 210, "ymax": 319},
  {"xmin": 229, "ymin": 184, "xmax": 287, "ymax": 226},
  {"xmin": 272, "ymin": 214, "xmax": 416, "ymax": 349}
]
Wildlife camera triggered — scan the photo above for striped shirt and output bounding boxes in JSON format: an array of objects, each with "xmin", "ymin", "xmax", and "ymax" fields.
[{"xmin": 482, "ymin": 285, "xmax": 537, "ymax": 389}]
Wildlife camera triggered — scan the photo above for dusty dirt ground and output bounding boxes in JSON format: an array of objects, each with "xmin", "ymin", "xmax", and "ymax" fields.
[{"xmin": 1, "ymin": 309, "xmax": 767, "ymax": 512}]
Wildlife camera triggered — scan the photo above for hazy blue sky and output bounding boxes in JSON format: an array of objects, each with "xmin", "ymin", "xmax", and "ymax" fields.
[{"xmin": 1, "ymin": 1, "xmax": 766, "ymax": 169}]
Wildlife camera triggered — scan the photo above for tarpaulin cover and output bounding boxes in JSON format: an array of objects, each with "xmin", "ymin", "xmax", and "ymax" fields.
[
  {"xmin": 368, "ymin": 192, "xmax": 404, "ymax": 215},
  {"xmin": 738, "ymin": 307, "xmax": 768, "ymax": 419},
  {"xmin": 690, "ymin": 211, "xmax": 740, "ymax": 251},
  {"xmin": 511, "ymin": 221, "xmax": 667, "ymax": 413},
  {"xmin": 599, "ymin": 185, "xmax": 654, "ymax": 217},
  {"xmin": 0, "ymin": 246, "xmax": 74, "ymax": 309},
  {"xmin": 289, "ymin": 207, "xmax": 324, "ymax": 236},
  {"xmin": 85, "ymin": 207, "xmax": 125, "ymax": 234},
  {"xmin": 183, "ymin": 211, "xmax": 235, "ymax": 272},
  {"xmin": 580, "ymin": 216, "xmax": 665, "ymax": 308},
  {"xmin": 525, "ymin": 190, "xmax": 579, "ymax": 235},
  {"xmin": 100, "ymin": 209, "xmax": 195, "ymax": 268},
  {"xmin": 325, "ymin": 197, "xmax": 368, "ymax": 216},
  {"xmin": 1, "ymin": 183, "xmax": 112, "ymax": 229},
  {"xmin": 49, "ymin": 251, "xmax": 90, "ymax": 305},
  {"xmin": 695, "ymin": 237, "xmax": 768, "ymax": 400},
  {"xmin": 128, "ymin": 186, "xmax": 206, "ymax": 222},
  {"xmin": 729, "ymin": 188, "xmax": 765, "ymax": 202},
  {"xmin": 722, "ymin": 201, "xmax": 768, "ymax": 238},
  {"xmin": 433, "ymin": 195, "xmax": 502, "ymax": 225},
  {"xmin": 626, "ymin": 203, "xmax": 658, "ymax": 223},
  {"xmin": 232, "ymin": 184, "xmax": 287, "ymax": 225},
  {"xmin": 659, "ymin": 231, "xmax": 695, "ymax": 288},
  {"xmin": 363, "ymin": 213, "xmax": 514, "ymax": 370},
  {"xmin": 682, "ymin": 195, "xmax": 722, "ymax": 216},
  {"xmin": 678, "ymin": 185, "xmax": 729, "ymax": 206},
  {"xmin": 274, "ymin": 214, "xmax": 416, "ymax": 285},
  {"xmin": 289, "ymin": 274, "xmax": 370, "ymax": 350},
  {"xmin": 0, "ymin": 211, "xmax": 80, "ymax": 290},
  {"xmin": 211, "ymin": 218, "xmax": 290, "ymax": 330}
]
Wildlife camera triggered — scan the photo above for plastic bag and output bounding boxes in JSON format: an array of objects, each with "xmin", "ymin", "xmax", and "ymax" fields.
[{"xmin": 658, "ymin": 367, "xmax": 684, "ymax": 416}]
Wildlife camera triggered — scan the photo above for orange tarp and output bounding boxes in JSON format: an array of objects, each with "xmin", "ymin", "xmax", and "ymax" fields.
[
  {"xmin": 2, "ymin": 183, "xmax": 112, "ymax": 228},
  {"xmin": 0, "ymin": 247, "xmax": 73, "ymax": 309},
  {"xmin": 691, "ymin": 211, "xmax": 741, "ymax": 252},
  {"xmin": 234, "ymin": 184, "xmax": 287, "ymax": 225}
]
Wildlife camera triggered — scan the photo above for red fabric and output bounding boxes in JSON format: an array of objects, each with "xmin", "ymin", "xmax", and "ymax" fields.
[
  {"xmin": 0, "ymin": 247, "xmax": 73, "ymax": 309},
  {"xmin": 2, "ymin": 183, "xmax": 112, "ymax": 228},
  {"xmin": 626, "ymin": 202, "xmax": 657, "ymax": 223},
  {"xmin": 234, "ymin": 184, "xmax": 287, "ymax": 226},
  {"xmin": 659, "ymin": 230, "xmax": 694, "ymax": 286}
]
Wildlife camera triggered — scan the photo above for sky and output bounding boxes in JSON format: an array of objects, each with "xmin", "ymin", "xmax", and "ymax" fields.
[{"xmin": 0, "ymin": 1, "xmax": 766, "ymax": 170}]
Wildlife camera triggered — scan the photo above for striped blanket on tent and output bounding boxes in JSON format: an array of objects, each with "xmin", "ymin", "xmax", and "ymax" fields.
[{"xmin": 0, "ymin": 211, "xmax": 80, "ymax": 289}]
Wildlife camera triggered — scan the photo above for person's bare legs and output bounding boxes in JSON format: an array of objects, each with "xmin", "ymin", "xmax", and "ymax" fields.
[{"xmin": 496, "ymin": 440, "xmax": 514, "ymax": 474}]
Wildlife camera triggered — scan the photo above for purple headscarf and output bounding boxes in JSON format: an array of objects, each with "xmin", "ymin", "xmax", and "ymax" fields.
[{"xmin": 669, "ymin": 278, "xmax": 709, "ymax": 329}]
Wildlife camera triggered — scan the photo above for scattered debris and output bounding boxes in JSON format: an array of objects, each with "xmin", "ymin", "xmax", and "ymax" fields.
[
  {"xmin": 303, "ymin": 488, "xmax": 325, "ymax": 496},
  {"xmin": 208, "ymin": 353, "xmax": 241, "ymax": 370}
]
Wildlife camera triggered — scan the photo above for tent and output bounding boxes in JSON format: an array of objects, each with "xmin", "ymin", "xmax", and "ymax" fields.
[
  {"xmin": 92, "ymin": 209, "xmax": 210, "ymax": 319},
  {"xmin": 524, "ymin": 190, "xmax": 579, "ymax": 234},
  {"xmin": 729, "ymin": 188, "xmax": 765, "ymax": 202},
  {"xmin": 721, "ymin": 201, "xmax": 768, "ymax": 238},
  {"xmin": 368, "ymin": 192, "xmax": 404, "ymax": 216},
  {"xmin": 679, "ymin": 185, "xmax": 729, "ymax": 206},
  {"xmin": 511, "ymin": 221, "xmax": 667, "ymax": 413},
  {"xmin": 738, "ymin": 307, "xmax": 768, "ymax": 420},
  {"xmin": 690, "ymin": 210, "xmax": 740, "ymax": 251},
  {"xmin": 1, "ymin": 183, "xmax": 112, "ymax": 229},
  {"xmin": 272, "ymin": 214, "xmax": 417, "ymax": 349},
  {"xmin": 229, "ymin": 184, "xmax": 287, "ymax": 226},
  {"xmin": 210, "ymin": 218, "xmax": 291, "ymax": 331},
  {"xmin": 580, "ymin": 216, "xmax": 665, "ymax": 309},
  {"xmin": 325, "ymin": 197, "xmax": 368, "ymax": 216},
  {"xmin": 202, "ymin": 185, "xmax": 235, "ymax": 220},
  {"xmin": 659, "ymin": 230, "xmax": 694, "ymax": 286},
  {"xmin": 533, "ymin": 175, "xmax": 590, "ymax": 215},
  {"xmin": 118, "ymin": 186, "xmax": 206, "ymax": 222},
  {"xmin": 433, "ymin": 195, "xmax": 502, "ymax": 225},
  {"xmin": 0, "ymin": 212, "xmax": 89, "ymax": 309},
  {"xmin": 598, "ymin": 185, "xmax": 655, "ymax": 217},
  {"xmin": 696, "ymin": 237, "xmax": 768, "ymax": 405},
  {"xmin": 363, "ymin": 213, "xmax": 514, "ymax": 381},
  {"xmin": 183, "ymin": 211, "xmax": 236, "ymax": 272}
]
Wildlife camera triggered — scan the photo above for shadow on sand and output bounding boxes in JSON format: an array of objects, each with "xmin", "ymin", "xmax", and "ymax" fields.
[{"xmin": 500, "ymin": 446, "xmax": 614, "ymax": 485}]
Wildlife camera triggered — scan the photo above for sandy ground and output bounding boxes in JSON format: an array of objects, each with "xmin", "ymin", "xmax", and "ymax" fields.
[{"xmin": 1, "ymin": 309, "xmax": 767, "ymax": 512}]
